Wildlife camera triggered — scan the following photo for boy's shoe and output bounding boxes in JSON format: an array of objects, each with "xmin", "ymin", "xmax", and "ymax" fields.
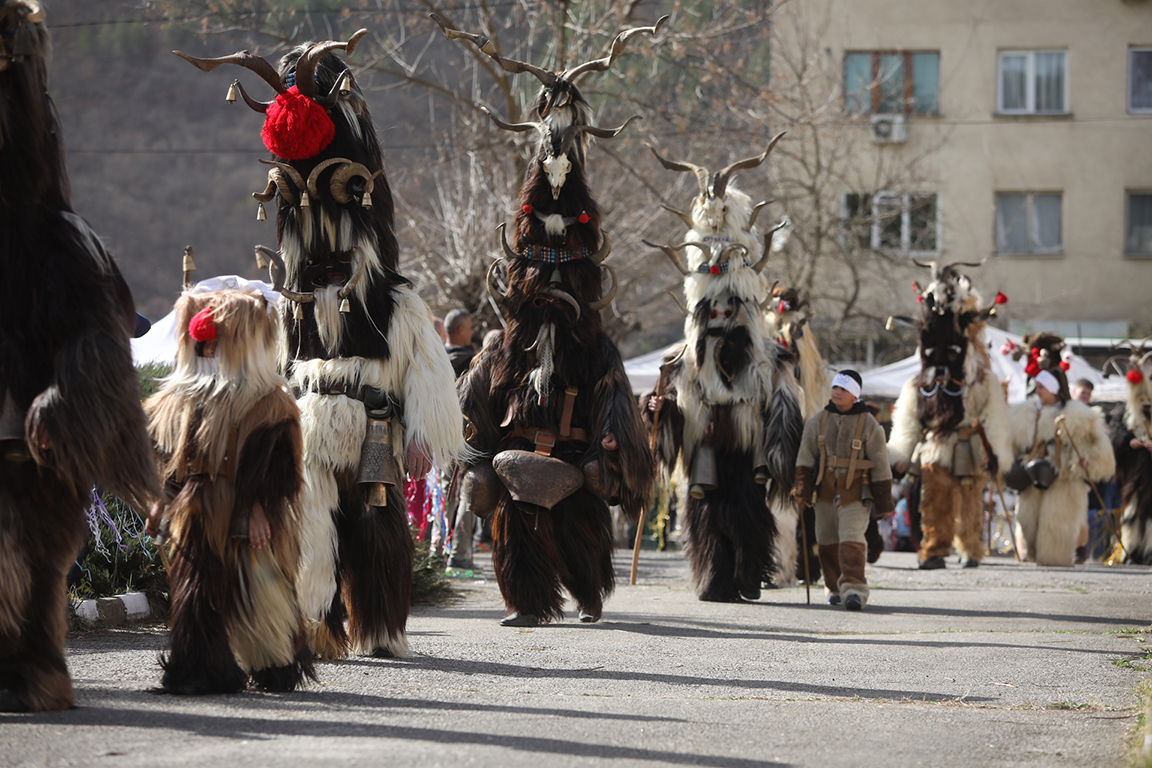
[
  {"xmin": 827, "ymin": 594, "xmax": 841, "ymax": 606},
  {"xmin": 739, "ymin": 586, "xmax": 761, "ymax": 601},
  {"xmin": 918, "ymin": 556, "xmax": 946, "ymax": 570},
  {"xmin": 844, "ymin": 594, "xmax": 863, "ymax": 611}
]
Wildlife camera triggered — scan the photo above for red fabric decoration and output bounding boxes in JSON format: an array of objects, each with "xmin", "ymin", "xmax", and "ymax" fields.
[
  {"xmin": 995, "ymin": 290, "xmax": 1008, "ymax": 304},
  {"xmin": 1024, "ymin": 361, "xmax": 1041, "ymax": 378},
  {"xmin": 1059, "ymin": 360, "xmax": 1071, "ymax": 371},
  {"xmin": 188, "ymin": 308, "xmax": 216, "ymax": 342},
  {"xmin": 916, "ymin": 295, "xmax": 924, "ymax": 303},
  {"xmin": 578, "ymin": 213, "xmax": 590, "ymax": 224},
  {"xmin": 999, "ymin": 341, "xmax": 1016, "ymax": 355},
  {"xmin": 1128, "ymin": 369, "xmax": 1144, "ymax": 385},
  {"xmin": 709, "ymin": 265, "xmax": 721, "ymax": 275},
  {"xmin": 522, "ymin": 205, "xmax": 533, "ymax": 214},
  {"xmin": 261, "ymin": 86, "xmax": 336, "ymax": 160},
  {"xmin": 1029, "ymin": 348, "xmax": 1041, "ymax": 361}
]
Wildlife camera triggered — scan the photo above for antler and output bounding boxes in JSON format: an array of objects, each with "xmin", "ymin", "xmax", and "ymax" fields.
[
  {"xmin": 430, "ymin": 13, "xmax": 557, "ymax": 87},
  {"xmin": 712, "ymin": 131, "xmax": 786, "ymax": 199},
  {"xmin": 562, "ymin": 15, "xmax": 669, "ymax": 82}
]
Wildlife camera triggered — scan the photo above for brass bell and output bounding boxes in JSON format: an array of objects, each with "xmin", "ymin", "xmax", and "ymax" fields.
[
  {"xmin": 294, "ymin": 303, "xmax": 304, "ymax": 320},
  {"xmin": 226, "ymin": 82, "xmax": 238, "ymax": 103},
  {"xmin": 300, "ymin": 192, "xmax": 310, "ymax": 208},
  {"xmin": 339, "ymin": 73, "xmax": 352, "ymax": 96},
  {"xmin": 361, "ymin": 194, "xmax": 372, "ymax": 209},
  {"xmin": 256, "ymin": 202, "xmax": 266, "ymax": 221},
  {"xmin": 254, "ymin": 247, "xmax": 268, "ymax": 270},
  {"xmin": 339, "ymin": 297, "xmax": 351, "ymax": 314}
]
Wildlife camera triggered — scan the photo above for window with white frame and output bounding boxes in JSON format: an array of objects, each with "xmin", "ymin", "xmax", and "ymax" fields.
[
  {"xmin": 997, "ymin": 50, "xmax": 1067, "ymax": 114},
  {"xmin": 1127, "ymin": 192, "xmax": 1152, "ymax": 256},
  {"xmin": 995, "ymin": 193, "xmax": 1062, "ymax": 255},
  {"xmin": 843, "ymin": 192, "xmax": 937, "ymax": 254},
  {"xmin": 1130, "ymin": 47, "xmax": 1152, "ymax": 113},
  {"xmin": 844, "ymin": 51, "xmax": 940, "ymax": 114}
]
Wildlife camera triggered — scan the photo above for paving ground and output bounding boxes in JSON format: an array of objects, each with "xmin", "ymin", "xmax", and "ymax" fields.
[{"xmin": 2, "ymin": 549, "xmax": 1150, "ymax": 768}]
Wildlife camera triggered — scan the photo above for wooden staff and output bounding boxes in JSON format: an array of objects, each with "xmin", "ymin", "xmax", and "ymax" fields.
[
  {"xmin": 799, "ymin": 496, "xmax": 812, "ymax": 605},
  {"xmin": 632, "ymin": 366, "xmax": 668, "ymax": 585},
  {"xmin": 1055, "ymin": 414, "xmax": 1128, "ymax": 561},
  {"xmin": 972, "ymin": 420, "xmax": 1023, "ymax": 562}
]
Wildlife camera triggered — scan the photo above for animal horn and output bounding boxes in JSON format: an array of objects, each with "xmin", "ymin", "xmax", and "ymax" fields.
[
  {"xmin": 256, "ymin": 245, "xmax": 314, "ymax": 304},
  {"xmin": 258, "ymin": 160, "xmax": 306, "ymax": 204},
  {"xmin": 329, "ymin": 161, "xmax": 375, "ymax": 205},
  {"xmin": 563, "ymin": 16, "xmax": 669, "ymax": 83},
  {"xmin": 750, "ymin": 219, "xmax": 789, "ymax": 274},
  {"xmin": 665, "ymin": 290, "xmax": 688, "ymax": 316},
  {"xmin": 911, "ymin": 258, "xmax": 940, "ymax": 282},
  {"xmin": 718, "ymin": 243, "xmax": 748, "ymax": 264},
  {"xmin": 570, "ymin": 115, "xmax": 642, "ymax": 142},
  {"xmin": 306, "ymin": 157, "xmax": 348, "ymax": 200},
  {"xmin": 546, "ymin": 288, "xmax": 582, "ymax": 320},
  {"xmin": 479, "ymin": 105, "xmax": 543, "ymax": 136},
  {"xmin": 746, "ymin": 200, "xmax": 771, "ymax": 232},
  {"xmin": 293, "ymin": 29, "xmax": 368, "ymax": 99},
  {"xmin": 1101, "ymin": 355, "xmax": 1131, "ymax": 378},
  {"xmin": 661, "ymin": 204, "xmax": 695, "ymax": 229},
  {"xmin": 337, "ymin": 247, "xmax": 369, "ymax": 300},
  {"xmin": 429, "ymin": 13, "xmax": 557, "ymax": 88},
  {"xmin": 253, "ymin": 165, "xmax": 299, "ymax": 206},
  {"xmin": 590, "ymin": 230, "xmax": 612, "ymax": 264},
  {"xmin": 646, "ymin": 144, "xmax": 710, "ymax": 197},
  {"xmin": 173, "ymin": 50, "xmax": 287, "ymax": 110},
  {"xmin": 496, "ymin": 222, "xmax": 521, "ymax": 261},
  {"xmin": 712, "ymin": 131, "xmax": 786, "ymax": 199},
  {"xmin": 486, "ymin": 259, "xmax": 507, "ymax": 304},
  {"xmin": 14, "ymin": 1, "xmax": 44, "ymax": 23},
  {"xmin": 641, "ymin": 239, "xmax": 691, "ymax": 276},
  {"xmin": 589, "ymin": 264, "xmax": 618, "ymax": 311}
]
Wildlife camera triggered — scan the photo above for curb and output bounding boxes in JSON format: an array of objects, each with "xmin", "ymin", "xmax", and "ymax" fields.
[{"xmin": 71, "ymin": 592, "xmax": 153, "ymax": 628}]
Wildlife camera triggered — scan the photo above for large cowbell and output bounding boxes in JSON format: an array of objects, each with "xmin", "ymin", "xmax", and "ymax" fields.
[
  {"xmin": 356, "ymin": 398, "xmax": 402, "ymax": 506},
  {"xmin": 492, "ymin": 449, "xmax": 584, "ymax": 511}
]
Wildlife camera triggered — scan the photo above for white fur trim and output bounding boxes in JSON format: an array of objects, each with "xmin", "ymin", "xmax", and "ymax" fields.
[
  {"xmin": 886, "ymin": 377, "xmax": 922, "ymax": 466},
  {"xmin": 295, "ymin": 464, "xmax": 341, "ymax": 622},
  {"xmin": 769, "ymin": 499, "xmax": 798, "ymax": 588}
]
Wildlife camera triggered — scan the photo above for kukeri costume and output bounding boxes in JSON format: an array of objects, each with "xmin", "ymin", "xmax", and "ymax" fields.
[
  {"xmin": 436, "ymin": 16, "xmax": 660, "ymax": 625},
  {"xmin": 1102, "ymin": 343, "xmax": 1152, "ymax": 563},
  {"xmin": 147, "ymin": 287, "xmax": 315, "ymax": 694},
  {"xmin": 887, "ymin": 264, "xmax": 1012, "ymax": 569},
  {"xmin": 0, "ymin": 0, "xmax": 160, "ymax": 712},
  {"xmin": 1005, "ymin": 341, "xmax": 1114, "ymax": 566},
  {"xmin": 644, "ymin": 138, "xmax": 804, "ymax": 602},
  {"xmin": 177, "ymin": 30, "xmax": 469, "ymax": 658},
  {"xmin": 792, "ymin": 373, "xmax": 893, "ymax": 608}
]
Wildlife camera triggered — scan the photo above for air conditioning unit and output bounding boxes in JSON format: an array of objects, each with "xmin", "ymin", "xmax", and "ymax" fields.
[{"xmin": 870, "ymin": 113, "xmax": 908, "ymax": 143}]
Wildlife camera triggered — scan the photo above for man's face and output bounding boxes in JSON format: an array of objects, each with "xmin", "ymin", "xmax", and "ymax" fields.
[{"xmin": 460, "ymin": 317, "xmax": 473, "ymax": 343}]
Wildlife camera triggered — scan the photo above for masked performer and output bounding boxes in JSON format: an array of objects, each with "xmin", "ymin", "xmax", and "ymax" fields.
[
  {"xmin": 434, "ymin": 16, "xmax": 660, "ymax": 626},
  {"xmin": 146, "ymin": 285, "xmax": 315, "ymax": 694},
  {"xmin": 0, "ymin": 0, "xmax": 160, "ymax": 712},
  {"xmin": 176, "ymin": 30, "xmax": 468, "ymax": 659},
  {"xmin": 1005, "ymin": 336, "xmax": 1114, "ymax": 566},
  {"xmin": 1103, "ymin": 342, "xmax": 1152, "ymax": 564},
  {"xmin": 644, "ymin": 139, "xmax": 803, "ymax": 602},
  {"xmin": 887, "ymin": 263, "xmax": 1012, "ymax": 570}
]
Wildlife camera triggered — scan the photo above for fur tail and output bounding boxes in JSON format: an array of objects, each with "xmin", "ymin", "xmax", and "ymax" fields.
[{"xmin": 763, "ymin": 368, "xmax": 803, "ymax": 507}]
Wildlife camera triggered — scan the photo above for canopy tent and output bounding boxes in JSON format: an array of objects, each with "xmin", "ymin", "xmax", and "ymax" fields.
[{"xmin": 131, "ymin": 276, "xmax": 276, "ymax": 366}]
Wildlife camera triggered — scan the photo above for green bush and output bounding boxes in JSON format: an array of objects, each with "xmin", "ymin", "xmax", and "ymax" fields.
[{"xmin": 71, "ymin": 494, "xmax": 168, "ymax": 607}]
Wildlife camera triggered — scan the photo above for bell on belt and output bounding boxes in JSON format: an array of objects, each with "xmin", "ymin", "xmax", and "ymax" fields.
[
  {"xmin": 688, "ymin": 445, "xmax": 718, "ymax": 499},
  {"xmin": 461, "ymin": 461, "xmax": 501, "ymax": 520},
  {"xmin": 0, "ymin": 392, "xmax": 30, "ymax": 463},
  {"xmin": 492, "ymin": 449, "xmax": 583, "ymax": 511},
  {"xmin": 356, "ymin": 418, "xmax": 400, "ymax": 506}
]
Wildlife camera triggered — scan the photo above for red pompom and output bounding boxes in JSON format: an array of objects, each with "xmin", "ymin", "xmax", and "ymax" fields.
[
  {"xmin": 261, "ymin": 86, "xmax": 336, "ymax": 160},
  {"xmin": 1024, "ymin": 361, "xmax": 1041, "ymax": 378},
  {"xmin": 1128, "ymin": 369, "xmax": 1144, "ymax": 385},
  {"xmin": 709, "ymin": 265, "xmax": 721, "ymax": 275},
  {"xmin": 188, "ymin": 307, "xmax": 216, "ymax": 342},
  {"xmin": 522, "ymin": 205, "xmax": 533, "ymax": 214},
  {"xmin": 995, "ymin": 290, "xmax": 1008, "ymax": 305},
  {"xmin": 916, "ymin": 295, "xmax": 924, "ymax": 303},
  {"xmin": 1029, "ymin": 348, "xmax": 1041, "ymax": 361},
  {"xmin": 578, "ymin": 213, "xmax": 590, "ymax": 224},
  {"xmin": 1059, "ymin": 360, "xmax": 1071, "ymax": 371}
]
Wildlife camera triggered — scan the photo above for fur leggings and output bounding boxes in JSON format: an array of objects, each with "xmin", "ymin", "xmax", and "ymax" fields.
[{"xmin": 918, "ymin": 465, "xmax": 987, "ymax": 562}]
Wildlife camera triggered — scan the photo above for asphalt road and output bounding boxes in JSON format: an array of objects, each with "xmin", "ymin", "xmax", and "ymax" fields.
[{"xmin": 2, "ymin": 549, "xmax": 1150, "ymax": 768}]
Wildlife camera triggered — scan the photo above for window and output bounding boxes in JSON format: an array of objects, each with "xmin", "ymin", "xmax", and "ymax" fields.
[
  {"xmin": 844, "ymin": 192, "xmax": 938, "ymax": 253},
  {"xmin": 996, "ymin": 193, "xmax": 1062, "ymax": 255},
  {"xmin": 997, "ymin": 50, "xmax": 1067, "ymax": 114},
  {"xmin": 1127, "ymin": 192, "xmax": 1152, "ymax": 256},
  {"xmin": 844, "ymin": 51, "xmax": 939, "ymax": 115},
  {"xmin": 1130, "ymin": 48, "xmax": 1152, "ymax": 113}
]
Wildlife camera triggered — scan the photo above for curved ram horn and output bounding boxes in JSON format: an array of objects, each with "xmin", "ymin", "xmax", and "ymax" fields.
[
  {"xmin": 430, "ymin": 13, "xmax": 557, "ymax": 87},
  {"xmin": 16, "ymin": 1, "xmax": 44, "ymax": 23},
  {"xmin": 590, "ymin": 230, "xmax": 612, "ymax": 264},
  {"xmin": 588, "ymin": 264, "xmax": 618, "ymax": 311},
  {"xmin": 293, "ymin": 29, "xmax": 368, "ymax": 100},
  {"xmin": 718, "ymin": 243, "xmax": 748, "ymax": 264},
  {"xmin": 329, "ymin": 161, "xmax": 375, "ymax": 205},
  {"xmin": 318, "ymin": 67, "xmax": 353, "ymax": 110},
  {"xmin": 547, "ymin": 288, "xmax": 582, "ymax": 320},
  {"xmin": 253, "ymin": 166, "xmax": 299, "ymax": 205},
  {"xmin": 646, "ymin": 143, "xmax": 710, "ymax": 196},
  {"xmin": 337, "ymin": 247, "xmax": 369, "ymax": 300},
  {"xmin": 486, "ymin": 258, "xmax": 507, "ymax": 304},
  {"xmin": 746, "ymin": 200, "xmax": 770, "ymax": 232},
  {"xmin": 479, "ymin": 105, "xmax": 543, "ymax": 135},
  {"xmin": 712, "ymin": 131, "xmax": 786, "ymax": 199},
  {"xmin": 173, "ymin": 49, "xmax": 287, "ymax": 102},
  {"xmin": 230, "ymin": 80, "xmax": 273, "ymax": 112},
  {"xmin": 256, "ymin": 245, "xmax": 314, "ymax": 304},
  {"xmin": 253, "ymin": 178, "xmax": 278, "ymax": 204},
  {"xmin": 563, "ymin": 16, "xmax": 669, "ymax": 83},
  {"xmin": 306, "ymin": 157, "xmax": 348, "ymax": 200},
  {"xmin": 661, "ymin": 204, "xmax": 695, "ymax": 229},
  {"xmin": 259, "ymin": 159, "xmax": 306, "ymax": 201},
  {"xmin": 641, "ymin": 239, "xmax": 690, "ymax": 276},
  {"xmin": 497, "ymin": 223, "xmax": 520, "ymax": 261}
]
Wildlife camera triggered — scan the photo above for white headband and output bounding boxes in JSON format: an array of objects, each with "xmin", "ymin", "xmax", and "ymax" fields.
[
  {"xmin": 1034, "ymin": 369, "xmax": 1060, "ymax": 395},
  {"xmin": 831, "ymin": 373, "xmax": 862, "ymax": 399}
]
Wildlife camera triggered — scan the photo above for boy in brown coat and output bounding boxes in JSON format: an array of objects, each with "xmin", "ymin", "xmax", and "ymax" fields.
[{"xmin": 792, "ymin": 370, "xmax": 893, "ymax": 610}]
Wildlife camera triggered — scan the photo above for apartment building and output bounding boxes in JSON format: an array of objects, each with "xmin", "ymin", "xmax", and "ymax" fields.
[{"xmin": 773, "ymin": 0, "xmax": 1152, "ymax": 347}]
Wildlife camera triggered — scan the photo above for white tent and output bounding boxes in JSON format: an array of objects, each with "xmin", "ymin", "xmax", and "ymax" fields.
[
  {"xmin": 860, "ymin": 326, "xmax": 1125, "ymax": 403},
  {"xmin": 132, "ymin": 275, "xmax": 277, "ymax": 366},
  {"xmin": 623, "ymin": 341, "xmax": 684, "ymax": 395}
]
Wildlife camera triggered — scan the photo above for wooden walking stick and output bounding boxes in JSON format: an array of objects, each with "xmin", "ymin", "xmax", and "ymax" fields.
[
  {"xmin": 1055, "ymin": 414, "xmax": 1129, "ymax": 561},
  {"xmin": 632, "ymin": 366, "xmax": 668, "ymax": 585},
  {"xmin": 799, "ymin": 496, "xmax": 812, "ymax": 605},
  {"xmin": 972, "ymin": 420, "xmax": 1023, "ymax": 561}
]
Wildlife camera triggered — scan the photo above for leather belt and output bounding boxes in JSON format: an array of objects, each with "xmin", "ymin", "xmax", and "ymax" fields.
[
  {"xmin": 508, "ymin": 425, "xmax": 591, "ymax": 456},
  {"xmin": 307, "ymin": 379, "xmax": 366, "ymax": 401}
]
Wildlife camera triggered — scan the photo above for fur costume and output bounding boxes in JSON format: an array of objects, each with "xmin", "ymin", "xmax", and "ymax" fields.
[
  {"xmin": 886, "ymin": 264, "xmax": 1012, "ymax": 567},
  {"xmin": 1007, "ymin": 397, "xmax": 1114, "ymax": 567},
  {"xmin": 645, "ymin": 140, "xmax": 803, "ymax": 602},
  {"xmin": 1102, "ymin": 343, "xmax": 1152, "ymax": 563},
  {"xmin": 441, "ymin": 19, "xmax": 658, "ymax": 625},
  {"xmin": 177, "ymin": 31, "xmax": 469, "ymax": 658},
  {"xmin": 147, "ymin": 289, "xmax": 315, "ymax": 694},
  {"xmin": 0, "ymin": 1, "xmax": 160, "ymax": 712}
]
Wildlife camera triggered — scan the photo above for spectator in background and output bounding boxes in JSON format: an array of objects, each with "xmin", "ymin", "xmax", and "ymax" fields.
[
  {"xmin": 1072, "ymin": 378, "xmax": 1094, "ymax": 406},
  {"xmin": 444, "ymin": 309, "xmax": 475, "ymax": 378},
  {"xmin": 433, "ymin": 317, "xmax": 447, "ymax": 344}
]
